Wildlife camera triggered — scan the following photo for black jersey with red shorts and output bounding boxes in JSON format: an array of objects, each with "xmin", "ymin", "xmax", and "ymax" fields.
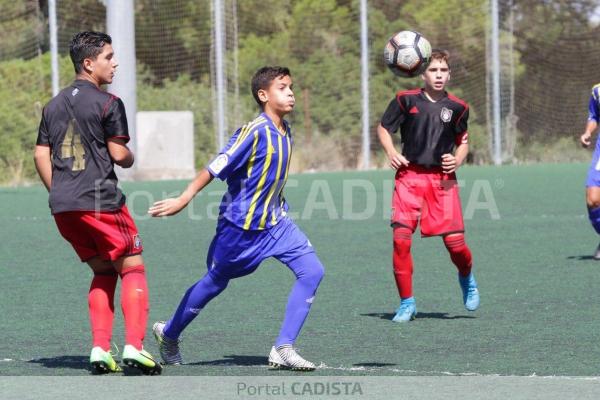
[
  {"xmin": 381, "ymin": 88, "xmax": 470, "ymax": 236},
  {"xmin": 36, "ymin": 79, "xmax": 142, "ymax": 261},
  {"xmin": 37, "ymin": 79, "xmax": 130, "ymax": 214}
]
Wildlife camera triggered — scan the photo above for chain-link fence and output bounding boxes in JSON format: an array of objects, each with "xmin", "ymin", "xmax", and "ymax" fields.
[{"xmin": 2, "ymin": 0, "xmax": 600, "ymax": 184}]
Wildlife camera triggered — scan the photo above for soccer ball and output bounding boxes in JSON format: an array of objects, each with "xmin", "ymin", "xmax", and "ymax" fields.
[{"xmin": 383, "ymin": 30, "xmax": 432, "ymax": 77}]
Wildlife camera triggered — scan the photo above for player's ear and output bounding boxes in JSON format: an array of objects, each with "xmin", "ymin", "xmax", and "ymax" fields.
[
  {"xmin": 83, "ymin": 58, "xmax": 94, "ymax": 73},
  {"xmin": 257, "ymin": 88, "xmax": 268, "ymax": 104}
]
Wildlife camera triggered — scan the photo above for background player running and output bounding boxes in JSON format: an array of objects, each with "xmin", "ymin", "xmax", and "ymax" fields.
[
  {"xmin": 376, "ymin": 49, "xmax": 480, "ymax": 322},
  {"xmin": 34, "ymin": 31, "xmax": 161, "ymax": 374},
  {"xmin": 149, "ymin": 66, "xmax": 324, "ymax": 371},
  {"xmin": 580, "ymin": 83, "xmax": 600, "ymax": 259}
]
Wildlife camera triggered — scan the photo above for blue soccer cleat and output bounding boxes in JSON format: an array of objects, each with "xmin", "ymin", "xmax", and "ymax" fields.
[
  {"xmin": 392, "ymin": 297, "xmax": 417, "ymax": 322},
  {"xmin": 459, "ymin": 272, "xmax": 480, "ymax": 311}
]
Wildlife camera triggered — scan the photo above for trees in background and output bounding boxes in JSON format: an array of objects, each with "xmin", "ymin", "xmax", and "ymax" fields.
[{"xmin": 0, "ymin": 0, "xmax": 598, "ymax": 184}]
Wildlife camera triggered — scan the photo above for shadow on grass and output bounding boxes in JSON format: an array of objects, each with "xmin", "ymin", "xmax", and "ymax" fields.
[
  {"xmin": 187, "ymin": 355, "xmax": 267, "ymax": 366},
  {"xmin": 28, "ymin": 355, "xmax": 88, "ymax": 370},
  {"xmin": 361, "ymin": 312, "xmax": 475, "ymax": 321},
  {"xmin": 353, "ymin": 362, "xmax": 397, "ymax": 367},
  {"xmin": 567, "ymin": 255, "xmax": 598, "ymax": 261},
  {"xmin": 28, "ymin": 355, "xmax": 162, "ymax": 375}
]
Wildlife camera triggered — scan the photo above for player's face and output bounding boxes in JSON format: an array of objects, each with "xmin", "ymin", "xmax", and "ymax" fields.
[
  {"xmin": 87, "ymin": 44, "xmax": 118, "ymax": 85},
  {"xmin": 263, "ymin": 75, "xmax": 295, "ymax": 114},
  {"xmin": 421, "ymin": 58, "xmax": 450, "ymax": 92}
]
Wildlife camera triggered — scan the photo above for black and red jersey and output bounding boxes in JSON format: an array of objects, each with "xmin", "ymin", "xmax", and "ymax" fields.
[
  {"xmin": 36, "ymin": 79, "xmax": 130, "ymax": 214},
  {"xmin": 380, "ymin": 88, "xmax": 469, "ymax": 167}
]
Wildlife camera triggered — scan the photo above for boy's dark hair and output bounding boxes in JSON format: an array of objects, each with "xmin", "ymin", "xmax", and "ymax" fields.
[
  {"xmin": 251, "ymin": 66, "xmax": 291, "ymax": 108},
  {"xmin": 430, "ymin": 48, "xmax": 451, "ymax": 68},
  {"xmin": 69, "ymin": 31, "xmax": 112, "ymax": 74}
]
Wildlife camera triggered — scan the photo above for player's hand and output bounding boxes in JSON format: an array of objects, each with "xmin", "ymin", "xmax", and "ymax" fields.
[
  {"xmin": 387, "ymin": 151, "xmax": 409, "ymax": 170},
  {"xmin": 148, "ymin": 197, "xmax": 187, "ymax": 217},
  {"xmin": 581, "ymin": 132, "xmax": 592, "ymax": 148},
  {"xmin": 441, "ymin": 153, "xmax": 459, "ymax": 174}
]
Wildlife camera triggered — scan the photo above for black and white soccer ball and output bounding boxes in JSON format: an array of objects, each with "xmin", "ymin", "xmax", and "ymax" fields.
[{"xmin": 383, "ymin": 30, "xmax": 432, "ymax": 78}]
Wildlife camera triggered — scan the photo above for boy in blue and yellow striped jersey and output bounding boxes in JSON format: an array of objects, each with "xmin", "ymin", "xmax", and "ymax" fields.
[{"xmin": 149, "ymin": 67, "xmax": 324, "ymax": 371}]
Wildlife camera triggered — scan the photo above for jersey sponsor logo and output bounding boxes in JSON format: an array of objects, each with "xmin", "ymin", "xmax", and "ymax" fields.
[
  {"xmin": 133, "ymin": 234, "xmax": 142, "ymax": 249},
  {"xmin": 71, "ymin": 88, "xmax": 79, "ymax": 97},
  {"xmin": 441, "ymin": 107, "xmax": 453, "ymax": 122},
  {"xmin": 209, "ymin": 154, "xmax": 229, "ymax": 174},
  {"xmin": 409, "ymin": 106, "xmax": 419, "ymax": 114}
]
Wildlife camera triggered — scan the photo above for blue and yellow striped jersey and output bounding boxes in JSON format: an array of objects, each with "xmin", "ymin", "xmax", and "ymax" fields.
[
  {"xmin": 207, "ymin": 113, "xmax": 293, "ymax": 230},
  {"xmin": 589, "ymin": 84, "xmax": 600, "ymax": 123}
]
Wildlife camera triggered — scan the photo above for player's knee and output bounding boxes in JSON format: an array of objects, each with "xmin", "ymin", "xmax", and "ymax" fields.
[
  {"xmin": 393, "ymin": 227, "xmax": 412, "ymax": 255},
  {"xmin": 300, "ymin": 258, "xmax": 324, "ymax": 286},
  {"xmin": 587, "ymin": 194, "xmax": 600, "ymax": 209},
  {"xmin": 119, "ymin": 264, "xmax": 145, "ymax": 278},
  {"xmin": 206, "ymin": 270, "xmax": 230, "ymax": 291},
  {"xmin": 443, "ymin": 233, "xmax": 466, "ymax": 248},
  {"xmin": 309, "ymin": 262, "xmax": 325, "ymax": 284}
]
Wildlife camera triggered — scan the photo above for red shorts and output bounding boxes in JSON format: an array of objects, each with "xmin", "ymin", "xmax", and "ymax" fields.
[
  {"xmin": 391, "ymin": 165, "xmax": 465, "ymax": 237},
  {"xmin": 54, "ymin": 205, "xmax": 143, "ymax": 262}
]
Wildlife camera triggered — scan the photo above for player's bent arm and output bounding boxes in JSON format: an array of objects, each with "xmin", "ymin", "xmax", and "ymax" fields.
[
  {"xmin": 377, "ymin": 123, "xmax": 396, "ymax": 155},
  {"xmin": 441, "ymin": 144, "xmax": 468, "ymax": 174},
  {"xmin": 107, "ymin": 138, "xmax": 134, "ymax": 168},
  {"xmin": 148, "ymin": 168, "xmax": 214, "ymax": 217},
  {"xmin": 581, "ymin": 120, "xmax": 598, "ymax": 147},
  {"xmin": 454, "ymin": 143, "xmax": 469, "ymax": 167},
  {"xmin": 377, "ymin": 123, "xmax": 409, "ymax": 169},
  {"xmin": 34, "ymin": 145, "xmax": 52, "ymax": 191}
]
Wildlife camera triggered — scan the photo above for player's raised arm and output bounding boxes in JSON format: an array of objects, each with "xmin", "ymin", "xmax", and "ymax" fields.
[{"xmin": 148, "ymin": 168, "xmax": 214, "ymax": 217}]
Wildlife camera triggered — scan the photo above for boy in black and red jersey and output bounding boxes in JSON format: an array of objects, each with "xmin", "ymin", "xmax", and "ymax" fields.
[
  {"xmin": 33, "ymin": 31, "xmax": 161, "ymax": 374},
  {"xmin": 377, "ymin": 49, "xmax": 480, "ymax": 322}
]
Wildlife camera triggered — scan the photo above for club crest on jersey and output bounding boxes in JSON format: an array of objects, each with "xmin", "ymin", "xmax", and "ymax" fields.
[
  {"xmin": 133, "ymin": 234, "xmax": 142, "ymax": 249},
  {"xmin": 440, "ymin": 107, "xmax": 453, "ymax": 122},
  {"xmin": 209, "ymin": 154, "xmax": 229, "ymax": 174}
]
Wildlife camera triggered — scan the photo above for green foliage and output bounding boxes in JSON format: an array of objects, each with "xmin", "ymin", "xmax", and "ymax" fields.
[
  {"xmin": 514, "ymin": 134, "xmax": 589, "ymax": 164},
  {"xmin": 0, "ymin": 1, "xmax": 43, "ymax": 61},
  {"xmin": 3, "ymin": 0, "xmax": 598, "ymax": 185},
  {"xmin": 0, "ymin": 53, "xmax": 73, "ymax": 185}
]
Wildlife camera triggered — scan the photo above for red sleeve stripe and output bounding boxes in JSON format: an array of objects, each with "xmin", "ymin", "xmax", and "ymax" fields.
[
  {"xmin": 447, "ymin": 93, "xmax": 468, "ymax": 108},
  {"xmin": 455, "ymin": 132, "xmax": 468, "ymax": 146},
  {"xmin": 396, "ymin": 88, "xmax": 421, "ymax": 112},
  {"xmin": 102, "ymin": 95, "xmax": 117, "ymax": 118},
  {"xmin": 455, "ymin": 107, "xmax": 468, "ymax": 126},
  {"xmin": 107, "ymin": 135, "xmax": 130, "ymax": 142},
  {"xmin": 448, "ymin": 93, "xmax": 469, "ymax": 127}
]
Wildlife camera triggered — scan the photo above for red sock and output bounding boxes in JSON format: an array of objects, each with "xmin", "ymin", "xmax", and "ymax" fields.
[
  {"xmin": 89, "ymin": 272, "xmax": 118, "ymax": 351},
  {"xmin": 443, "ymin": 234, "xmax": 473, "ymax": 277},
  {"xmin": 393, "ymin": 227, "xmax": 414, "ymax": 299},
  {"xmin": 119, "ymin": 265, "xmax": 149, "ymax": 350}
]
